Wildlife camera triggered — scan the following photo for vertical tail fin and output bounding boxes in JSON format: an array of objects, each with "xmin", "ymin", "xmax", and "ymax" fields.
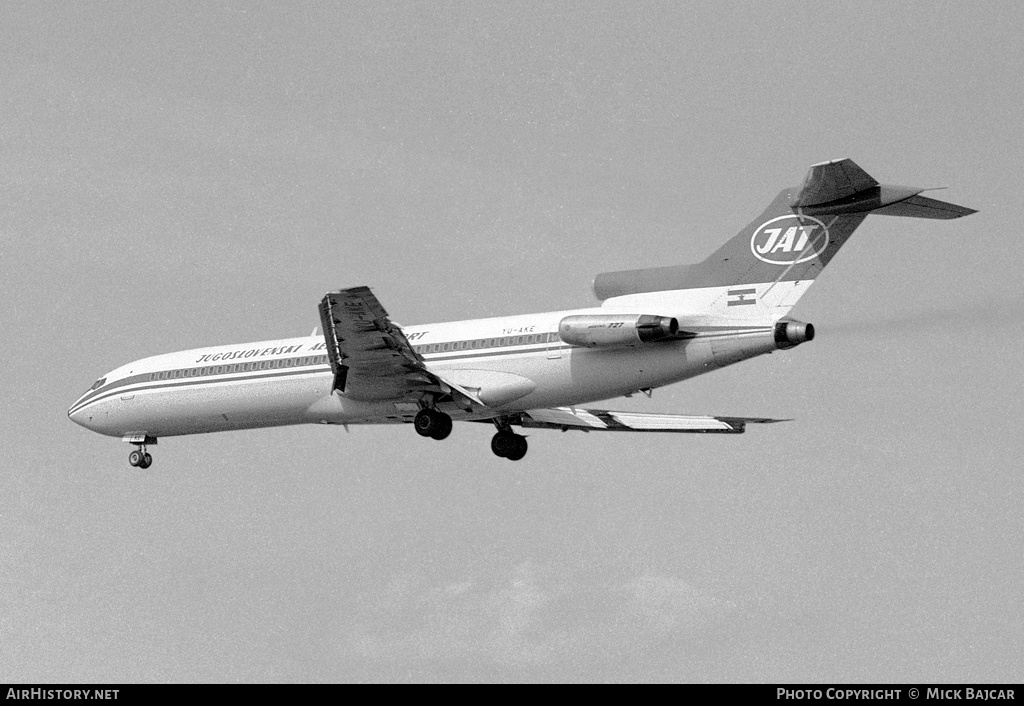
[{"xmin": 594, "ymin": 159, "xmax": 975, "ymax": 319}]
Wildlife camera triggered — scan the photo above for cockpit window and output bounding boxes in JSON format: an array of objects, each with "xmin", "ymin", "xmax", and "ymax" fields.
[{"xmin": 90, "ymin": 378, "xmax": 107, "ymax": 391}]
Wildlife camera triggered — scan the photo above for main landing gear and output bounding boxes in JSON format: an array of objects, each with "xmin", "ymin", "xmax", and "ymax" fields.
[
  {"xmin": 413, "ymin": 407, "xmax": 528, "ymax": 460},
  {"xmin": 414, "ymin": 408, "xmax": 453, "ymax": 441},
  {"xmin": 128, "ymin": 445, "xmax": 153, "ymax": 469},
  {"xmin": 491, "ymin": 427, "xmax": 528, "ymax": 461}
]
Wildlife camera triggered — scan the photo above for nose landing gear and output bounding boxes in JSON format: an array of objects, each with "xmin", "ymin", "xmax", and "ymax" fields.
[
  {"xmin": 128, "ymin": 446, "xmax": 152, "ymax": 469},
  {"xmin": 123, "ymin": 435, "xmax": 157, "ymax": 468}
]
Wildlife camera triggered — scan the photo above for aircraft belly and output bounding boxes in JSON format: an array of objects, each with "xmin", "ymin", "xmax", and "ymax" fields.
[
  {"xmin": 567, "ymin": 348, "xmax": 644, "ymax": 399},
  {"xmin": 111, "ymin": 374, "xmax": 324, "ymax": 437},
  {"xmin": 706, "ymin": 330, "xmax": 777, "ymax": 370},
  {"xmin": 625, "ymin": 332, "xmax": 776, "ymax": 389},
  {"xmin": 553, "ymin": 342, "xmax": 712, "ymax": 405},
  {"xmin": 303, "ymin": 392, "xmax": 415, "ymax": 425},
  {"xmin": 428, "ymin": 343, "xmax": 714, "ymax": 410},
  {"xmin": 470, "ymin": 337, "xmax": 770, "ymax": 410},
  {"xmin": 427, "ymin": 351, "xmax": 552, "ymax": 405}
]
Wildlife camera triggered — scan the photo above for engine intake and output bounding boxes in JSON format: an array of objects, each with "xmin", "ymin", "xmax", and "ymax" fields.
[
  {"xmin": 774, "ymin": 320, "xmax": 815, "ymax": 349},
  {"xmin": 559, "ymin": 314, "xmax": 679, "ymax": 348}
]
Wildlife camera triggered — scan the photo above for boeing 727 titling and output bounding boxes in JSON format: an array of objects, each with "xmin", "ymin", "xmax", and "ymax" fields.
[{"xmin": 69, "ymin": 159, "xmax": 975, "ymax": 467}]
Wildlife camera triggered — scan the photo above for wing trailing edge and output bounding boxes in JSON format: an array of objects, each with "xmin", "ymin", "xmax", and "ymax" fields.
[{"xmin": 511, "ymin": 407, "xmax": 788, "ymax": 434}]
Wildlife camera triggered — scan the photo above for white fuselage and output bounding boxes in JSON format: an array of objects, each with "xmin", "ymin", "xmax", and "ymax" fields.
[{"xmin": 68, "ymin": 303, "xmax": 780, "ymax": 440}]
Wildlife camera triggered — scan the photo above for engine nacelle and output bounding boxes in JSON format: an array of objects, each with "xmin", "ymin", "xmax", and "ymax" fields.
[
  {"xmin": 774, "ymin": 320, "xmax": 815, "ymax": 349},
  {"xmin": 559, "ymin": 314, "xmax": 679, "ymax": 348}
]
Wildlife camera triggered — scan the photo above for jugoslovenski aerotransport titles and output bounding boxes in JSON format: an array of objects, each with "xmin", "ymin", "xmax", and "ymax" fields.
[{"xmin": 69, "ymin": 159, "xmax": 975, "ymax": 467}]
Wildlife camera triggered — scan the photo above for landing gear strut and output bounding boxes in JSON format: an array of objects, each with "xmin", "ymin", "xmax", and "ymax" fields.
[
  {"xmin": 414, "ymin": 408, "xmax": 453, "ymax": 441},
  {"xmin": 491, "ymin": 428, "xmax": 528, "ymax": 461},
  {"xmin": 128, "ymin": 445, "xmax": 153, "ymax": 469}
]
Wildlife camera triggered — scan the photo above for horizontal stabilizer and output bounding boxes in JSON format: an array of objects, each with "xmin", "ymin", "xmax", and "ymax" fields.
[
  {"xmin": 791, "ymin": 159, "xmax": 976, "ymax": 218},
  {"xmin": 512, "ymin": 407, "xmax": 788, "ymax": 433},
  {"xmin": 593, "ymin": 158, "xmax": 975, "ymax": 306},
  {"xmin": 872, "ymin": 193, "xmax": 978, "ymax": 219}
]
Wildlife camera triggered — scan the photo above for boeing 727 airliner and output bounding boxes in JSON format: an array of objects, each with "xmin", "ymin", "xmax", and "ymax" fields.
[{"xmin": 69, "ymin": 159, "xmax": 975, "ymax": 466}]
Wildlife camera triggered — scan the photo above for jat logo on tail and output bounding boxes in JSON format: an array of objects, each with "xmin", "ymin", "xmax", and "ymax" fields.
[{"xmin": 750, "ymin": 215, "xmax": 830, "ymax": 265}]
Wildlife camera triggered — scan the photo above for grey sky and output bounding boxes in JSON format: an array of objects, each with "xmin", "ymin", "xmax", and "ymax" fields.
[{"xmin": 1, "ymin": 1, "xmax": 1021, "ymax": 682}]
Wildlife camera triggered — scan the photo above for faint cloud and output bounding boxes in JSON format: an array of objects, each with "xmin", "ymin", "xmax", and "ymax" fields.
[
  {"xmin": 335, "ymin": 561, "xmax": 735, "ymax": 672},
  {"xmin": 439, "ymin": 580, "xmax": 473, "ymax": 598},
  {"xmin": 622, "ymin": 574, "xmax": 723, "ymax": 634}
]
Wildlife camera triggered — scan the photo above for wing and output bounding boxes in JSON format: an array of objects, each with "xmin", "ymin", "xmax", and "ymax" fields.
[
  {"xmin": 514, "ymin": 407, "xmax": 788, "ymax": 433},
  {"xmin": 318, "ymin": 287, "xmax": 482, "ymax": 404}
]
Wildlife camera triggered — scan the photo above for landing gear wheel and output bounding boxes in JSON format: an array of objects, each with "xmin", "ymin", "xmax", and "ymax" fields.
[
  {"xmin": 491, "ymin": 431, "xmax": 525, "ymax": 459},
  {"xmin": 129, "ymin": 446, "xmax": 153, "ymax": 468},
  {"xmin": 414, "ymin": 409, "xmax": 435, "ymax": 437},
  {"xmin": 414, "ymin": 409, "xmax": 452, "ymax": 440},
  {"xmin": 429, "ymin": 413, "xmax": 453, "ymax": 441},
  {"xmin": 505, "ymin": 435, "xmax": 528, "ymax": 461}
]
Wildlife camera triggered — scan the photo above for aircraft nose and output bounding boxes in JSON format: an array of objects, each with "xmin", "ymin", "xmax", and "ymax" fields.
[
  {"xmin": 68, "ymin": 404, "xmax": 87, "ymax": 428},
  {"xmin": 68, "ymin": 399, "xmax": 100, "ymax": 431}
]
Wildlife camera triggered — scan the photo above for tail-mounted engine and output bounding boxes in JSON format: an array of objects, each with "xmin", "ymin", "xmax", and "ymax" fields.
[
  {"xmin": 774, "ymin": 320, "xmax": 815, "ymax": 349},
  {"xmin": 559, "ymin": 314, "xmax": 679, "ymax": 349}
]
